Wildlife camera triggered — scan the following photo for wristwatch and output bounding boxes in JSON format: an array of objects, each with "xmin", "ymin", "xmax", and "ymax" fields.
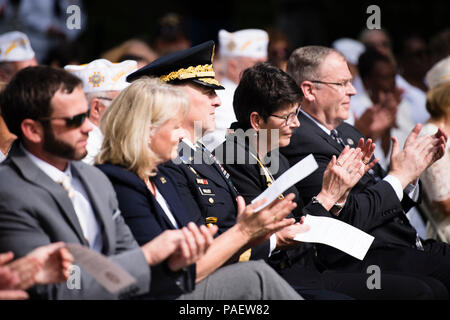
[
  {"xmin": 333, "ymin": 201, "xmax": 345, "ymax": 211},
  {"xmin": 331, "ymin": 201, "xmax": 346, "ymax": 216},
  {"xmin": 311, "ymin": 196, "xmax": 323, "ymax": 206}
]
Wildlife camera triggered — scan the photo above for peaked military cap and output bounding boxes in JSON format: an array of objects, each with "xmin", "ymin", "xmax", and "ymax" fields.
[{"xmin": 126, "ymin": 40, "xmax": 224, "ymax": 90}]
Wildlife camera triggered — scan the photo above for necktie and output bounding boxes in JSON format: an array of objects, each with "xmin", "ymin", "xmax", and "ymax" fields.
[
  {"xmin": 58, "ymin": 174, "xmax": 100, "ymax": 250},
  {"xmin": 59, "ymin": 175, "xmax": 75, "ymax": 199},
  {"xmin": 330, "ymin": 129, "xmax": 346, "ymax": 147},
  {"xmin": 415, "ymin": 234, "xmax": 424, "ymax": 251}
]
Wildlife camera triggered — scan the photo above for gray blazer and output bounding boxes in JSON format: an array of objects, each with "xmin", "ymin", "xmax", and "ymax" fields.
[{"xmin": 0, "ymin": 143, "xmax": 150, "ymax": 299}]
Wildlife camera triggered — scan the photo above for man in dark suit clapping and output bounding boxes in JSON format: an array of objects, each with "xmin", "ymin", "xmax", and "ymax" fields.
[{"xmin": 280, "ymin": 45, "xmax": 450, "ymax": 297}]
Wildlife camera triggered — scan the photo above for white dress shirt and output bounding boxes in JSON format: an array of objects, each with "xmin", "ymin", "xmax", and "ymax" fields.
[
  {"xmin": 0, "ymin": 150, "xmax": 6, "ymax": 163},
  {"xmin": 154, "ymin": 187, "xmax": 179, "ymax": 229}
]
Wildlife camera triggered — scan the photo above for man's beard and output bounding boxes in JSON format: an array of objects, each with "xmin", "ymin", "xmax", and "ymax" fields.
[{"xmin": 43, "ymin": 127, "xmax": 87, "ymax": 161}]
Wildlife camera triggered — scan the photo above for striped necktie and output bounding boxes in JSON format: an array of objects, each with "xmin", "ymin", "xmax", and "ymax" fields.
[{"xmin": 330, "ymin": 129, "xmax": 346, "ymax": 147}]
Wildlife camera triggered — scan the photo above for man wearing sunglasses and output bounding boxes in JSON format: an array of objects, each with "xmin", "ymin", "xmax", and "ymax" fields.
[{"xmin": 64, "ymin": 59, "xmax": 138, "ymax": 164}]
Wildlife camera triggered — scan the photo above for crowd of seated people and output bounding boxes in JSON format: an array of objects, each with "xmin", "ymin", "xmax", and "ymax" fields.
[{"xmin": 0, "ymin": 21, "xmax": 449, "ymax": 301}]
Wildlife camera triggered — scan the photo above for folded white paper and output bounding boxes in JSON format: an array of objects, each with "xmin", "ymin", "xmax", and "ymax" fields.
[
  {"xmin": 251, "ymin": 154, "xmax": 318, "ymax": 212},
  {"xmin": 66, "ymin": 243, "xmax": 137, "ymax": 294},
  {"xmin": 294, "ymin": 215, "xmax": 374, "ymax": 260}
]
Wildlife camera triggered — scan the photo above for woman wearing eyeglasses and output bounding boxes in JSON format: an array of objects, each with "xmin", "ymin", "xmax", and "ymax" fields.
[
  {"xmin": 95, "ymin": 77, "xmax": 303, "ymax": 300},
  {"xmin": 218, "ymin": 63, "xmax": 366, "ymax": 218},
  {"xmin": 216, "ymin": 63, "xmax": 431, "ymax": 299}
]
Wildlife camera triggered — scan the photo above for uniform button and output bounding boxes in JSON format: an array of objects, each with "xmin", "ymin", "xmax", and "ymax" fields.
[{"xmin": 208, "ymin": 197, "xmax": 214, "ymax": 204}]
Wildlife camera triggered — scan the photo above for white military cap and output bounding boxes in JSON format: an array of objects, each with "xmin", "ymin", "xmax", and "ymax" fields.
[
  {"xmin": 64, "ymin": 59, "xmax": 138, "ymax": 93},
  {"xmin": 0, "ymin": 31, "xmax": 35, "ymax": 62},
  {"xmin": 218, "ymin": 29, "xmax": 269, "ymax": 59},
  {"xmin": 332, "ymin": 38, "xmax": 365, "ymax": 65},
  {"xmin": 425, "ymin": 56, "xmax": 450, "ymax": 90}
]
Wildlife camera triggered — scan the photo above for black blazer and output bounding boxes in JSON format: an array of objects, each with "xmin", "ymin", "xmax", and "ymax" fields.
[
  {"xmin": 163, "ymin": 140, "xmax": 272, "ymax": 261},
  {"xmin": 218, "ymin": 130, "xmax": 337, "ymax": 276},
  {"xmin": 97, "ymin": 163, "xmax": 196, "ymax": 300},
  {"xmin": 218, "ymin": 131, "xmax": 331, "ymax": 219},
  {"xmin": 280, "ymin": 111, "xmax": 421, "ymax": 266}
]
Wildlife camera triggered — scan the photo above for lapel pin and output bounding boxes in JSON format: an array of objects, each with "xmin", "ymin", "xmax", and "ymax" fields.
[{"xmin": 160, "ymin": 177, "xmax": 167, "ymax": 184}]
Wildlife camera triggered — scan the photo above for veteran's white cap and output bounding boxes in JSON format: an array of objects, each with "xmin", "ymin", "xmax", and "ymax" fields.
[
  {"xmin": 332, "ymin": 38, "xmax": 365, "ymax": 65},
  {"xmin": 218, "ymin": 29, "xmax": 269, "ymax": 59},
  {"xmin": 0, "ymin": 31, "xmax": 35, "ymax": 62},
  {"xmin": 64, "ymin": 59, "xmax": 138, "ymax": 93},
  {"xmin": 426, "ymin": 56, "xmax": 450, "ymax": 90}
]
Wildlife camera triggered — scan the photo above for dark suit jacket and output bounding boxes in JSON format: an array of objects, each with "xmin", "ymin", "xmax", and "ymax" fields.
[
  {"xmin": 162, "ymin": 140, "xmax": 274, "ymax": 261},
  {"xmin": 280, "ymin": 111, "xmax": 422, "ymax": 267},
  {"xmin": 97, "ymin": 163, "xmax": 196, "ymax": 300},
  {"xmin": 0, "ymin": 143, "xmax": 150, "ymax": 299}
]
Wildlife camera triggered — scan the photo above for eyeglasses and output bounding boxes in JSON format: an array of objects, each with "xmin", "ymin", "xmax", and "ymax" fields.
[
  {"xmin": 310, "ymin": 79, "xmax": 353, "ymax": 90},
  {"xmin": 269, "ymin": 105, "xmax": 301, "ymax": 126},
  {"xmin": 97, "ymin": 96, "xmax": 113, "ymax": 101},
  {"xmin": 39, "ymin": 109, "xmax": 90, "ymax": 128}
]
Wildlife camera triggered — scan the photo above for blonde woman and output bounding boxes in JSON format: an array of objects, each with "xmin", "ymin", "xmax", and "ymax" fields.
[
  {"xmin": 420, "ymin": 57, "xmax": 450, "ymax": 242},
  {"xmin": 96, "ymin": 77, "xmax": 303, "ymax": 300}
]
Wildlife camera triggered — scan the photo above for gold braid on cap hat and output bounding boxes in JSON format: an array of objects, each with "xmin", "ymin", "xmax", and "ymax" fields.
[
  {"xmin": 160, "ymin": 64, "xmax": 215, "ymax": 82},
  {"xmin": 197, "ymin": 78, "xmax": 222, "ymax": 86}
]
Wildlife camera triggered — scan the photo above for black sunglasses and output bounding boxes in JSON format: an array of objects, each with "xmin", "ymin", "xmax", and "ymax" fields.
[{"xmin": 39, "ymin": 109, "xmax": 90, "ymax": 128}]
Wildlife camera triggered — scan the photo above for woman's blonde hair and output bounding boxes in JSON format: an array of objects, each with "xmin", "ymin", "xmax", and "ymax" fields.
[
  {"xmin": 426, "ymin": 81, "xmax": 450, "ymax": 119},
  {"xmin": 96, "ymin": 77, "xmax": 189, "ymax": 179}
]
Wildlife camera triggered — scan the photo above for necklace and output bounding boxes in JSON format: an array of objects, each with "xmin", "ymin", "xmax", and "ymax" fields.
[{"xmin": 248, "ymin": 149, "xmax": 284, "ymax": 199}]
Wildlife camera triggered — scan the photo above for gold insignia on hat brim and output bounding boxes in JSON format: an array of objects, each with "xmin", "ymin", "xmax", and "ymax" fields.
[
  {"xmin": 159, "ymin": 63, "xmax": 224, "ymax": 89},
  {"xmin": 160, "ymin": 64, "xmax": 214, "ymax": 82},
  {"xmin": 196, "ymin": 78, "xmax": 223, "ymax": 87}
]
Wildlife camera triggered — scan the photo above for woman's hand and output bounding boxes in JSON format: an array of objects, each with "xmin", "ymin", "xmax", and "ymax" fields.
[
  {"xmin": 235, "ymin": 194, "xmax": 297, "ymax": 247},
  {"xmin": 142, "ymin": 224, "xmax": 218, "ymax": 272},
  {"xmin": 275, "ymin": 216, "xmax": 311, "ymax": 250}
]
